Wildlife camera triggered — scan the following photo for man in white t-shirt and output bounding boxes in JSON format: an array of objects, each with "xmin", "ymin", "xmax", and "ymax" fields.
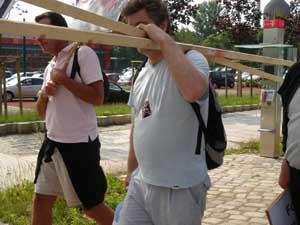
[
  {"xmin": 278, "ymin": 62, "xmax": 300, "ymax": 223},
  {"xmin": 119, "ymin": 1, "xmax": 210, "ymax": 225},
  {"xmin": 32, "ymin": 12, "xmax": 113, "ymax": 225}
]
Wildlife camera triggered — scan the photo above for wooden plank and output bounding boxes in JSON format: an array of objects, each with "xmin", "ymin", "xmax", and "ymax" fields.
[
  {"xmin": 179, "ymin": 44, "xmax": 294, "ymax": 67},
  {"xmin": 209, "ymin": 57, "xmax": 283, "ymax": 83},
  {"xmin": 22, "ymin": 0, "xmax": 146, "ymax": 38},
  {"xmin": 0, "ymin": 19, "xmax": 293, "ymax": 75},
  {"xmin": 0, "ymin": 19, "xmax": 159, "ymax": 49},
  {"xmin": 19, "ymin": 0, "xmax": 295, "ymax": 67}
]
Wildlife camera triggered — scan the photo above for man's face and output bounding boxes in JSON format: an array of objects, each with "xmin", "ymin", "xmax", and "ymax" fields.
[
  {"xmin": 36, "ymin": 18, "xmax": 60, "ymax": 55},
  {"xmin": 126, "ymin": 9, "xmax": 167, "ymax": 55}
]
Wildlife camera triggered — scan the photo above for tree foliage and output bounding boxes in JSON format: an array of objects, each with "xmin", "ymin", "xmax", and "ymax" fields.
[
  {"xmin": 166, "ymin": 0, "xmax": 198, "ymax": 32},
  {"xmin": 285, "ymin": 0, "xmax": 300, "ymax": 47},
  {"xmin": 201, "ymin": 32, "xmax": 233, "ymax": 50},
  {"xmin": 175, "ymin": 29, "xmax": 201, "ymax": 45},
  {"xmin": 193, "ymin": 0, "xmax": 221, "ymax": 39},
  {"xmin": 215, "ymin": 0, "xmax": 261, "ymax": 45}
]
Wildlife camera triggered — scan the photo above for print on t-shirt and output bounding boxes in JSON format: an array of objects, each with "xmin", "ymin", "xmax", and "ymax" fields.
[{"xmin": 142, "ymin": 100, "xmax": 152, "ymax": 119}]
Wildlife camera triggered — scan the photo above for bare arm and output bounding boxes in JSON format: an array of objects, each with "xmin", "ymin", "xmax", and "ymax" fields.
[
  {"xmin": 139, "ymin": 24, "xmax": 208, "ymax": 102},
  {"xmin": 279, "ymin": 159, "xmax": 290, "ymax": 189},
  {"xmin": 36, "ymin": 91, "xmax": 49, "ymax": 120},
  {"xmin": 51, "ymin": 68, "xmax": 104, "ymax": 106},
  {"xmin": 161, "ymin": 41, "xmax": 208, "ymax": 102},
  {"xmin": 125, "ymin": 116, "xmax": 138, "ymax": 187},
  {"xmin": 36, "ymin": 80, "xmax": 58, "ymax": 120}
]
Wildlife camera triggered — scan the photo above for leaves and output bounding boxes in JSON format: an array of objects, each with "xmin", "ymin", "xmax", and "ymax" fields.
[
  {"xmin": 285, "ymin": 0, "xmax": 300, "ymax": 47},
  {"xmin": 214, "ymin": 0, "xmax": 262, "ymax": 45},
  {"xmin": 166, "ymin": 0, "xmax": 198, "ymax": 32},
  {"xmin": 193, "ymin": 0, "xmax": 221, "ymax": 39}
]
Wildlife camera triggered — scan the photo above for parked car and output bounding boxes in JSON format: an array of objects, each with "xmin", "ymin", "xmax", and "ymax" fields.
[
  {"xmin": 106, "ymin": 72, "xmax": 120, "ymax": 83},
  {"xmin": 118, "ymin": 69, "xmax": 133, "ymax": 86},
  {"xmin": 105, "ymin": 81, "xmax": 129, "ymax": 103},
  {"xmin": 6, "ymin": 71, "xmax": 41, "ymax": 82},
  {"xmin": 3, "ymin": 77, "xmax": 43, "ymax": 101},
  {"xmin": 31, "ymin": 73, "xmax": 44, "ymax": 79},
  {"xmin": 210, "ymin": 70, "xmax": 235, "ymax": 89}
]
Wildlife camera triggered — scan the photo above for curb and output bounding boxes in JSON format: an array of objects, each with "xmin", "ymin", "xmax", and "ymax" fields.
[{"xmin": 0, "ymin": 105, "xmax": 260, "ymax": 136}]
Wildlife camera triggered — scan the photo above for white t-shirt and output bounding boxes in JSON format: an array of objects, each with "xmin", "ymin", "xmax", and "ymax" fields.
[
  {"xmin": 129, "ymin": 50, "xmax": 210, "ymax": 188},
  {"xmin": 43, "ymin": 43, "xmax": 103, "ymax": 143},
  {"xmin": 286, "ymin": 87, "xmax": 300, "ymax": 169}
]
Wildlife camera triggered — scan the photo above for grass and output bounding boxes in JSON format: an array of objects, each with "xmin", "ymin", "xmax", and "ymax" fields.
[
  {"xmin": 0, "ymin": 111, "xmax": 39, "ymax": 124},
  {"xmin": 226, "ymin": 141, "xmax": 260, "ymax": 155},
  {"xmin": 0, "ymin": 95, "xmax": 259, "ymax": 124},
  {"xmin": 218, "ymin": 94, "xmax": 260, "ymax": 107},
  {"xmin": 0, "ymin": 104, "xmax": 130, "ymax": 124},
  {"xmin": 0, "ymin": 175, "xmax": 126, "ymax": 225},
  {"xmin": 226, "ymin": 140, "xmax": 284, "ymax": 157},
  {"xmin": 95, "ymin": 103, "xmax": 130, "ymax": 116}
]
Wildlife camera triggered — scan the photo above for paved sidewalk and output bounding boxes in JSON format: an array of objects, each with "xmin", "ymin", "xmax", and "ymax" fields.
[
  {"xmin": 204, "ymin": 154, "xmax": 282, "ymax": 225},
  {"xmin": 0, "ymin": 110, "xmax": 281, "ymax": 225}
]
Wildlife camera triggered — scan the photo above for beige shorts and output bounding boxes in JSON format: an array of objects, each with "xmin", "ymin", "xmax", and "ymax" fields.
[{"xmin": 35, "ymin": 148, "xmax": 81, "ymax": 208}]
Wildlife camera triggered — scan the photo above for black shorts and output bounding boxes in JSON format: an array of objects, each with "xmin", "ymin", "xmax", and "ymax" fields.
[{"xmin": 35, "ymin": 136, "xmax": 107, "ymax": 209}]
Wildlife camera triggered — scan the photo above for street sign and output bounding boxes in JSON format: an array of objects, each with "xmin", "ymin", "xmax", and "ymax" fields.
[{"xmin": 264, "ymin": 19, "xmax": 286, "ymax": 29}]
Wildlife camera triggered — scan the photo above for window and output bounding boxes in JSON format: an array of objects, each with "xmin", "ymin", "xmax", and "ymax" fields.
[
  {"xmin": 32, "ymin": 78, "xmax": 43, "ymax": 85},
  {"xmin": 22, "ymin": 79, "xmax": 33, "ymax": 86}
]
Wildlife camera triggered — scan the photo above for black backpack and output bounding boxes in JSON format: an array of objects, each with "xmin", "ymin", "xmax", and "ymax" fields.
[
  {"xmin": 133, "ymin": 58, "xmax": 227, "ymax": 170},
  {"xmin": 70, "ymin": 46, "xmax": 109, "ymax": 100}
]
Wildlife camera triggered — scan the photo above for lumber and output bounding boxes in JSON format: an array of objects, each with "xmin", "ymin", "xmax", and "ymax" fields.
[
  {"xmin": 179, "ymin": 44, "xmax": 294, "ymax": 68},
  {"xmin": 21, "ymin": 0, "xmax": 294, "ymax": 67},
  {"xmin": 22, "ymin": 0, "xmax": 146, "ymax": 38},
  {"xmin": 0, "ymin": 19, "xmax": 286, "ymax": 82},
  {"xmin": 209, "ymin": 57, "xmax": 283, "ymax": 83},
  {"xmin": 0, "ymin": 19, "xmax": 159, "ymax": 49}
]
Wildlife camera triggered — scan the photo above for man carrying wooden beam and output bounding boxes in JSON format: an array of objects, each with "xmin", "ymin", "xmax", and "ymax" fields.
[
  {"xmin": 121, "ymin": 1, "xmax": 211, "ymax": 225},
  {"xmin": 33, "ymin": 12, "xmax": 113, "ymax": 225}
]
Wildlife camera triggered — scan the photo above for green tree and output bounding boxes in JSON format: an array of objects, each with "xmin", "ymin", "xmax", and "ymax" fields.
[
  {"xmin": 285, "ymin": 0, "xmax": 300, "ymax": 47},
  {"xmin": 175, "ymin": 29, "xmax": 201, "ymax": 45},
  {"xmin": 166, "ymin": 0, "xmax": 198, "ymax": 32},
  {"xmin": 193, "ymin": 0, "xmax": 221, "ymax": 39},
  {"xmin": 201, "ymin": 32, "xmax": 233, "ymax": 50},
  {"xmin": 215, "ymin": 0, "xmax": 262, "ymax": 45}
]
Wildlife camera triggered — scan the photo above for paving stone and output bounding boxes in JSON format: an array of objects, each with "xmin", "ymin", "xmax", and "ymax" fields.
[
  {"xmin": 243, "ymin": 212, "xmax": 266, "ymax": 218},
  {"xmin": 249, "ymin": 217, "xmax": 269, "ymax": 224},
  {"xmin": 203, "ymin": 218, "xmax": 223, "ymax": 224},
  {"xmin": 228, "ymin": 215, "xmax": 249, "ymax": 221}
]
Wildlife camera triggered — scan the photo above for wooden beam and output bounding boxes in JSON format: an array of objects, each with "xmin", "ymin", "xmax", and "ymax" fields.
[
  {"xmin": 209, "ymin": 57, "xmax": 283, "ymax": 83},
  {"xmin": 22, "ymin": 0, "xmax": 146, "ymax": 38},
  {"xmin": 180, "ymin": 44, "xmax": 294, "ymax": 67},
  {"xmin": 21, "ymin": 0, "xmax": 295, "ymax": 67},
  {"xmin": 0, "ymin": 20, "xmax": 284, "ymax": 82},
  {"xmin": 0, "ymin": 19, "xmax": 159, "ymax": 49}
]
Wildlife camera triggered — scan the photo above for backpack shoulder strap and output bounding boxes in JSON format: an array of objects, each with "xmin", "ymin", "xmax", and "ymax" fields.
[
  {"xmin": 191, "ymin": 100, "xmax": 207, "ymax": 155},
  {"xmin": 70, "ymin": 46, "xmax": 83, "ymax": 81}
]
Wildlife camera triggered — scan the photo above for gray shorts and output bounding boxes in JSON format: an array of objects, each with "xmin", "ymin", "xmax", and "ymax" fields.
[{"xmin": 119, "ymin": 172, "xmax": 210, "ymax": 225}]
